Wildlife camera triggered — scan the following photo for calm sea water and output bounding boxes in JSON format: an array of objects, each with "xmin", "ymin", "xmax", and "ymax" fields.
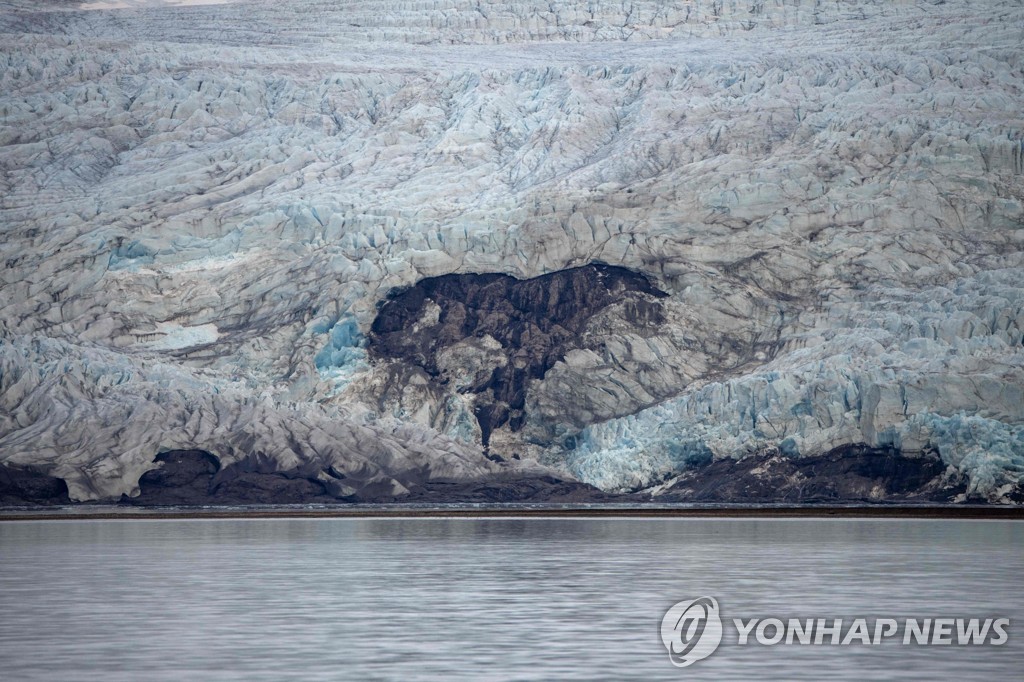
[{"xmin": 0, "ymin": 517, "xmax": 1021, "ymax": 680}]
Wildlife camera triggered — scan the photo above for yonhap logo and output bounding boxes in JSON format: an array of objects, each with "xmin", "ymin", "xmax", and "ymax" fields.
[
  {"xmin": 660, "ymin": 597, "xmax": 723, "ymax": 667},
  {"xmin": 660, "ymin": 597, "xmax": 1010, "ymax": 668}
]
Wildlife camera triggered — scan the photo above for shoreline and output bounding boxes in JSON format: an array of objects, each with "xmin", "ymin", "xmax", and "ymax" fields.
[{"xmin": 2, "ymin": 505, "xmax": 1023, "ymax": 521}]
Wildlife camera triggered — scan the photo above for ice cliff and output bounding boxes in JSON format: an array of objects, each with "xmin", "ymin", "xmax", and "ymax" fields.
[{"xmin": 1, "ymin": 0, "xmax": 1022, "ymax": 503}]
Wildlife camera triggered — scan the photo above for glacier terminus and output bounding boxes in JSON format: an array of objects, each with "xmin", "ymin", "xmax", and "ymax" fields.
[{"xmin": 1, "ymin": 0, "xmax": 1023, "ymax": 505}]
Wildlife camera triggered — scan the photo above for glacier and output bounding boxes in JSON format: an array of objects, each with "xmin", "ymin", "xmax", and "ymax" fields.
[{"xmin": 0, "ymin": 0, "xmax": 1022, "ymax": 503}]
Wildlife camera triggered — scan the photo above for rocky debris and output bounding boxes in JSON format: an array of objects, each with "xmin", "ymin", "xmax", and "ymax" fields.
[
  {"xmin": 133, "ymin": 450, "xmax": 221, "ymax": 502},
  {"xmin": 370, "ymin": 264, "xmax": 666, "ymax": 447},
  {"xmin": 123, "ymin": 450, "xmax": 342, "ymax": 505},
  {"xmin": 114, "ymin": 445, "xmax": 992, "ymax": 505},
  {"xmin": 379, "ymin": 475, "xmax": 631, "ymax": 504},
  {"xmin": 656, "ymin": 445, "xmax": 968, "ymax": 504},
  {"xmin": 120, "ymin": 448, "xmax": 622, "ymax": 504},
  {"xmin": 0, "ymin": 463, "xmax": 72, "ymax": 506}
]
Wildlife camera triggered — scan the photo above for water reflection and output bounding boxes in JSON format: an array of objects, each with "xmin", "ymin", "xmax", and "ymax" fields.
[{"xmin": 1, "ymin": 518, "xmax": 1021, "ymax": 681}]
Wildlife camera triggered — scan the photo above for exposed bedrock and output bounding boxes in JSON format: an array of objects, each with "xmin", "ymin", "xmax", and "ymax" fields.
[
  {"xmin": 0, "ymin": 463, "xmax": 72, "ymax": 506},
  {"xmin": 656, "ymin": 445, "xmax": 974, "ymax": 504},
  {"xmin": 126, "ymin": 450, "xmax": 347, "ymax": 505},
  {"xmin": 122, "ymin": 449, "xmax": 618, "ymax": 505},
  {"xmin": 353, "ymin": 258, "xmax": 788, "ymax": 464},
  {"xmin": 367, "ymin": 264, "xmax": 670, "ymax": 451},
  {"xmin": 118, "ymin": 445, "xmax": 1009, "ymax": 506}
]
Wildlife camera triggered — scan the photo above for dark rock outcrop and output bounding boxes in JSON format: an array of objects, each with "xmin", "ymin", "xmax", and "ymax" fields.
[
  {"xmin": 2, "ymin": 444, "xmax": 996, "ymax": 508},
  {"xmin": 130, "ymin": 449, "xmax": 221, "ymax": 504},
  {"xmin": 657, "ymin": 445, "xmax": 967, "ymax": 503},
  {"xmin": 370, "ymin": 264, "xmax": 667, "ymax": 446},
  {"xmin": 102, "ymin": 445, "xmax": 1013, "ymax": 506},
  {"xmin": 120, "ymin": 449, "xmax": 631, "ymax": 505},
  {"xmin": 390, "ymin": 475, "xmax": 631, "ymax": 504},
  {"xmin": 0, "ymin": 464, "xmax": 72, "ymax": 506},
  {"xmin": 124, "ymin": 450, "xmax": 340, "ymax": 506}
]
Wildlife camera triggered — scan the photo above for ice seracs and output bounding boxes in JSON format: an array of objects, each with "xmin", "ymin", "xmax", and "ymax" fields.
[{"xmin": 0, "ymin": 0, "xmax": 1022, "ymax": 503}]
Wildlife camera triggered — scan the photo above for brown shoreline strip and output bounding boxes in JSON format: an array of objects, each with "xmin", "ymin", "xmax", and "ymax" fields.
[{"xmin": 1, "ymin": 506, "xmax": 1023, "ymax": 521}]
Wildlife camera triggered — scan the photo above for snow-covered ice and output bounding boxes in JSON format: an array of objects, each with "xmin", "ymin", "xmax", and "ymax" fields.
[{"xmin": 1, "ymin": 0, "xmax": 1022, "ymax": 501}]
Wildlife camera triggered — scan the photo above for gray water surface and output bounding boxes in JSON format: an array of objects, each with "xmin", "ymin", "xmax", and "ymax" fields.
[{"xmin": 1, "ymin": 518, "xmax": 1021, "ymax": 680}]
